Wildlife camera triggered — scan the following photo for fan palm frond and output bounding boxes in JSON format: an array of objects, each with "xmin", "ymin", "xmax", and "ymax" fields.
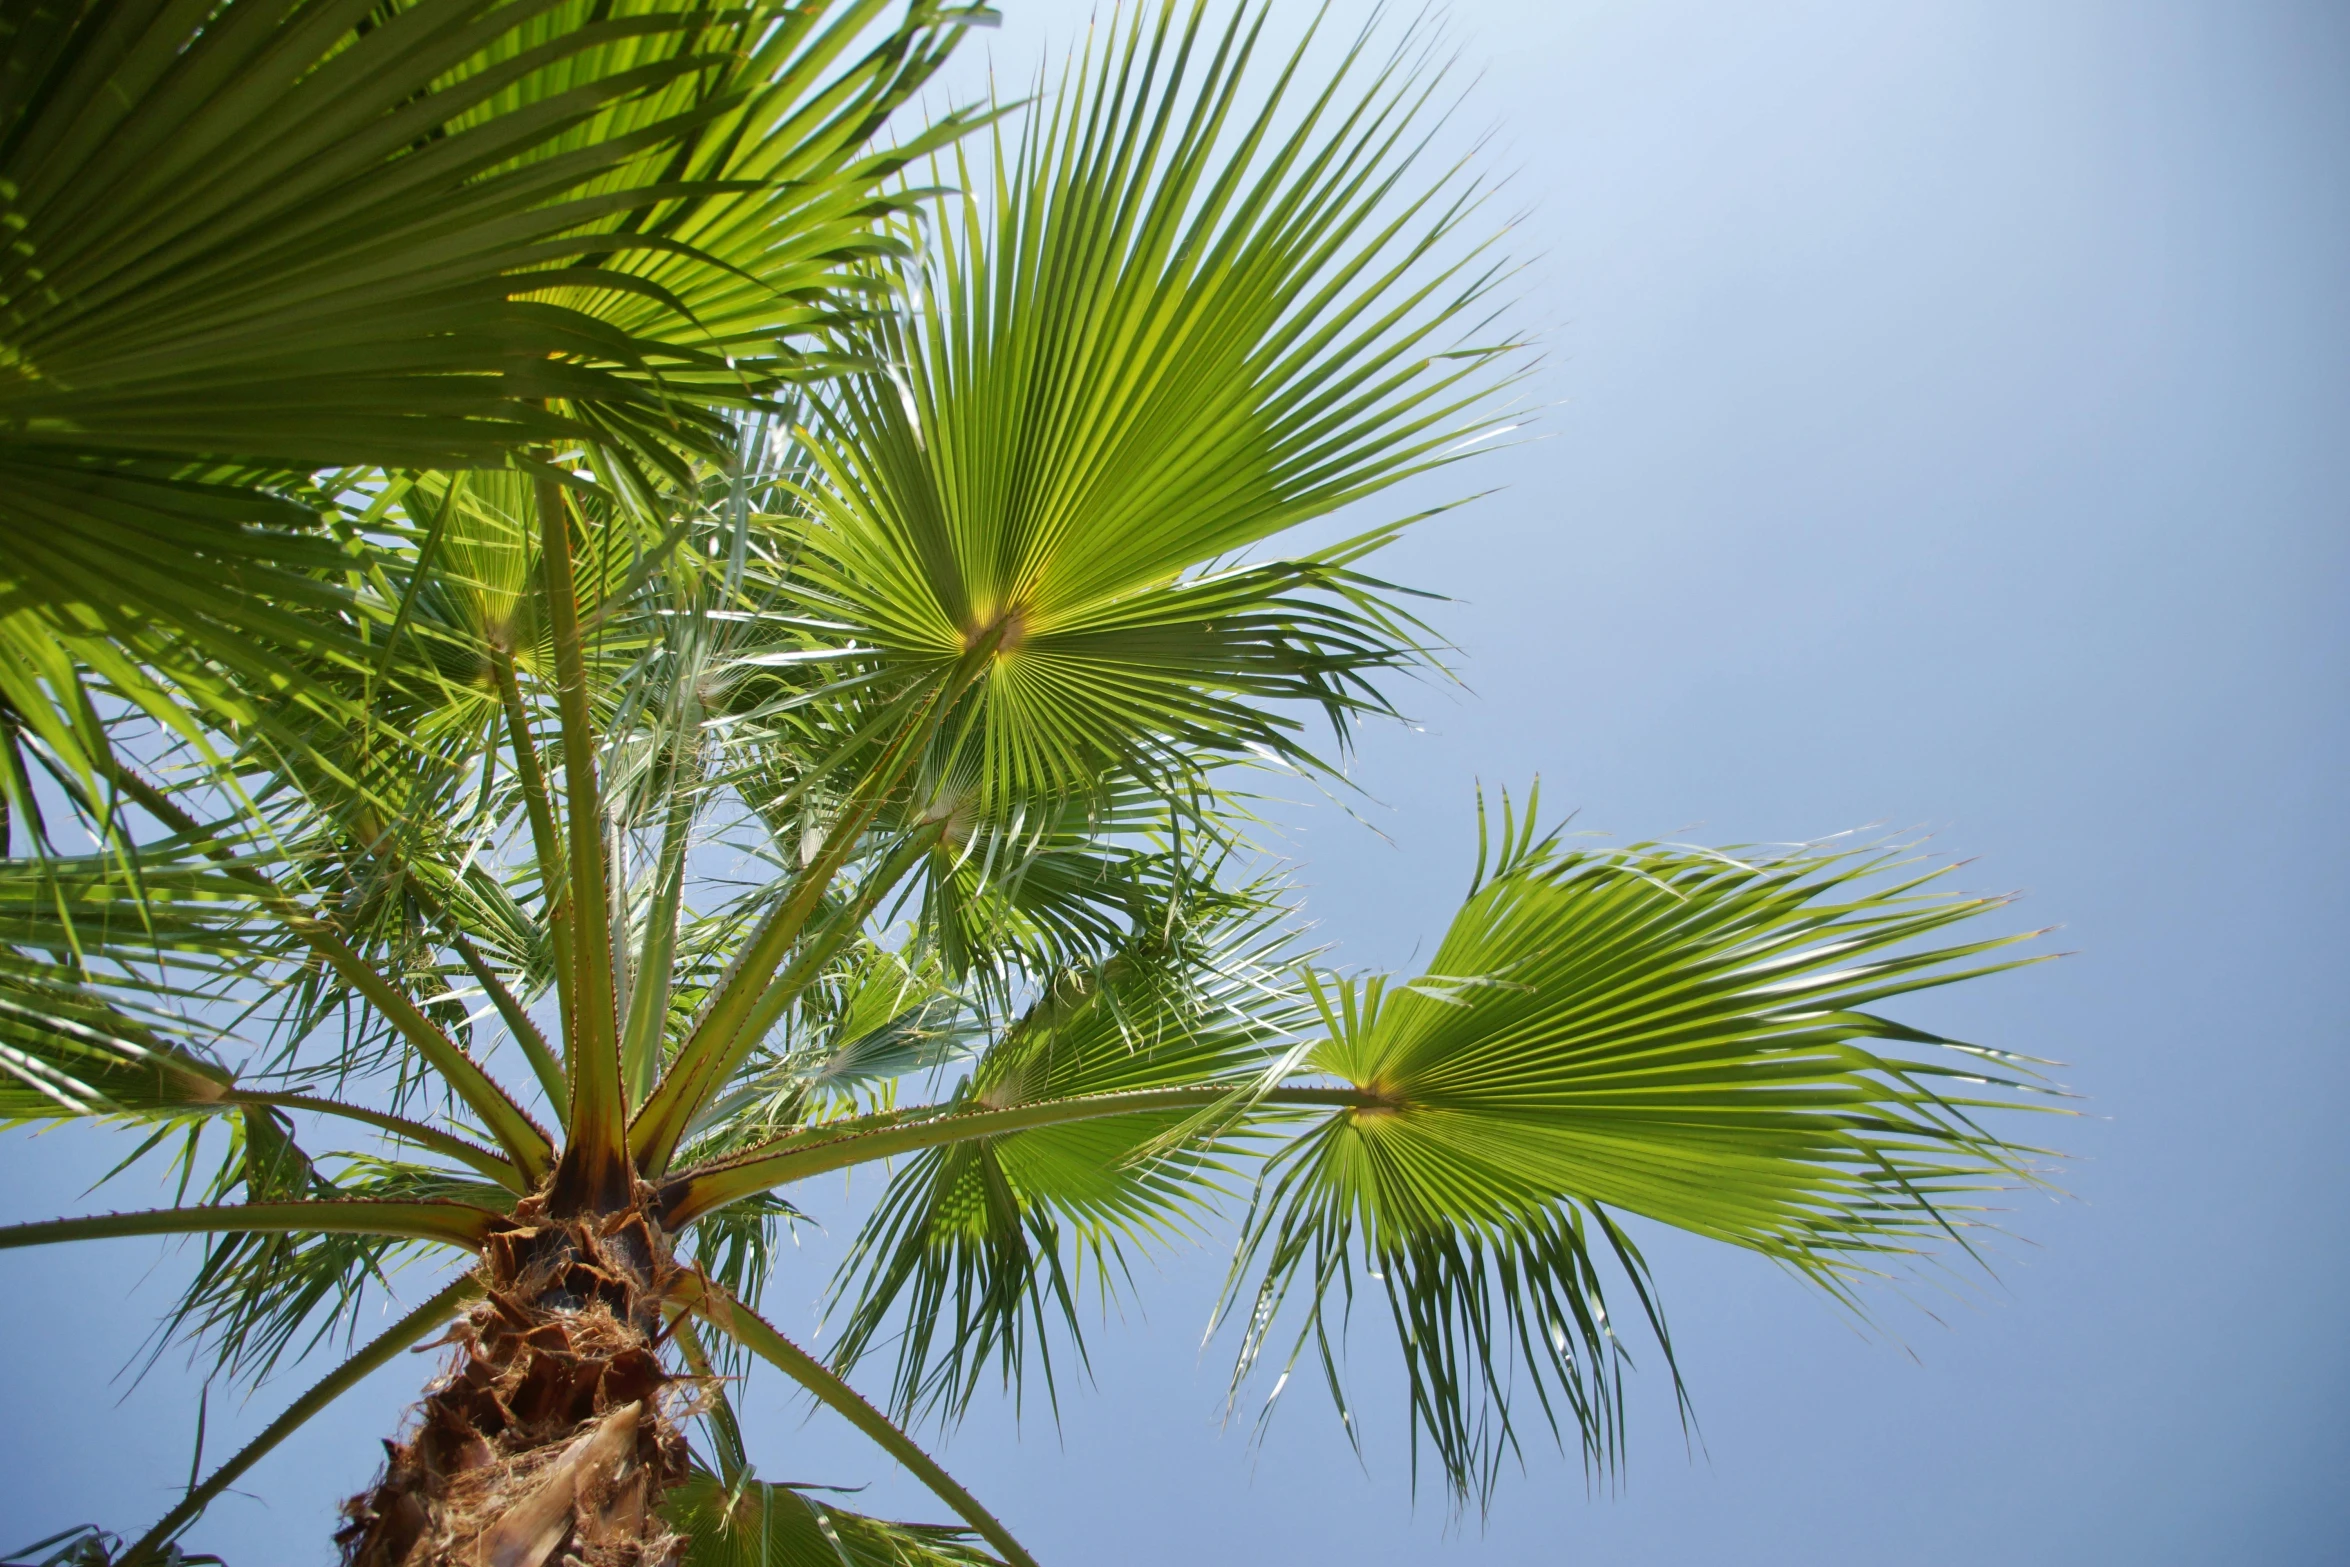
[
  {"xmin": 0, "ymin": 0, "xmax": 990, "ymax": 786},
  {"xmin": 1215, "ymin": 792, "xmax": 2058, "ymax": 1502},
  {"xmin": 791, "ymin": 0, "xmax": 1521, "ymax": 818}
]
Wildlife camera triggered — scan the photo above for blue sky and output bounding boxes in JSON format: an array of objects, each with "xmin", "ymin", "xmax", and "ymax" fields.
[{"xmin": 3, "ymin": 3, "xmax": 2343, "ymax": 1562}]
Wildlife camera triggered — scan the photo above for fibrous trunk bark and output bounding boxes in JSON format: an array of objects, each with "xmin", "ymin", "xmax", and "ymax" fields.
[{"xmin": 338, "ymin": 1189, "xmax": 691, "ymax": 1567}]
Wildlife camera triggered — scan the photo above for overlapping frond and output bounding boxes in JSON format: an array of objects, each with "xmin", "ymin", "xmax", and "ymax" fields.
[
  {"xmin": 825, "ymin": 881, "xmax": 1302, "ymax": 1423},
  {"xmin": 0, "ymin": 0, "xmax": 989, "ymax": 785},
  {"xmin": 0, "ymin": 0, "xmax": 987, "ymax": 468},
  {"xmin": 772, "ymin": 944, "xmax": 976, "ymax": 1112},
  {"xmin": 0, "ymin": 953, "xmax": 231, "ymax": 1123}
]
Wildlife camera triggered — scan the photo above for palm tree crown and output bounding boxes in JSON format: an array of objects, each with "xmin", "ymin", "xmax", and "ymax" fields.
[{"xmin": 0, "ymin": 4, "xmax": 2058, "ymax": 1564}]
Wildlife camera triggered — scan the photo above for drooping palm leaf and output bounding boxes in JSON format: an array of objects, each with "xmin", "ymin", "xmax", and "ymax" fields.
[
  {"xmin": 0, "ymin": 952, "xmax": 234, "ymax": 1121},
  {"xmin": 1216, "ymin": 793, "xmax": 2058, "ymax": 1502},
  {"xmin": 904, "ymin": 774, "xmax": 1242, "ymax": 992},
  {"xmin": 13, "ymin": 772, "xmax": 561, "ymax": 1175}
]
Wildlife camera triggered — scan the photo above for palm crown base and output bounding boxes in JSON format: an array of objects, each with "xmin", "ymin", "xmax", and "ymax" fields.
[{"xmin": 339, "ymin": 1190, "xmax": 690, "ymax": 1567}]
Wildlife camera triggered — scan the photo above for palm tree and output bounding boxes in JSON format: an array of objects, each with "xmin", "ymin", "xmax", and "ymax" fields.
[{"xmin": 0, "ymin": 4, "xmax": 2058, "ymax": 1565}]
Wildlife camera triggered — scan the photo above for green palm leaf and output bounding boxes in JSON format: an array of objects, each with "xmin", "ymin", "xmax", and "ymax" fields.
[
  {"xmin": 0, "ymin": 786, "xmax": 558, "ymax": 1169},
  {"xmin": 0, "ymin": 935, "xmax": 525, "ymax": 1196},
  {"xmin": 0, "ymin": 953, "xmax": 232, "ymax": 1121},
  {"xmin": 0, "ymin": 0, "xmax": 988, "ymax": 788},
  {"xmin": 664, "ymin": 1474, "xmax": 1004, "ymax": 1567},
  {"xmin": 1218, "ymin": 791, "xmax": 2059, "ymax": 1502},
  {"xmin": 790, "ymin": 0, "xmax": 1521, "ymax": 815},
  {"xmin": 0, "ymin": 0, "xmax": 983, "ymax": 470},
  {"xmin": 825, "ymin": 879, "xmax": 1301, "ymax": 1423}
]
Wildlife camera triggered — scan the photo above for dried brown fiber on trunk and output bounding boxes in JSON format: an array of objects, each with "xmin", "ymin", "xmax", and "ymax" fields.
[{"xmin": 338, "ymin": 1189, "xmax": 693, "ymax": 1567}]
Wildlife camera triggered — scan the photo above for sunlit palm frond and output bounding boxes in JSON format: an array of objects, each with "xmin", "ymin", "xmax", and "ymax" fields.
[
  {"xmin": 0, "ymin": 463, "xmax": 363, "ymax": 793},
  {"xmin": 775, "ymin": 943, "xmax": 976, "ymax": 1113},
  {"xmin": 512, "ymin": 0, "xmax": 996, "ymax": 405},
  {"xmin": 1217, "ymin": 790, "xmax": 2059, "ymax": 1504},
  {"xmin": 0, "ymin": 0, "xmax": 988, "ymax": 786},
  {"xmin": 790, "ymin": 0, "xmax": 1521, "ymax": 815},
  {"xmin": 0, "ymin": 0, "xmax": 984, "ymax": 471},
  {"xmin": 0, "ymin": 951, "xmax": 232, "ymax": 1124}
]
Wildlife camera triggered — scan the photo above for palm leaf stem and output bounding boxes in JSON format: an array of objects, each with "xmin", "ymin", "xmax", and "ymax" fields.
[
  {"xmin": 671, "ymin": 819, "xmax": 948, "ymax": 1153},
  {"xmin": 109, "ymin": 766, "xmax": 555, "ymax": 1181},
  {"xmin": 538, "ymin": 474, "xmax": 626, "ymax": 1213},
  {"xmin": 234, "ymin": 1092, "xmax": 525, "ymax": 1193},
  {"xmin": 750, "ymin": 822, "xmax": 946, "ymax": 1022},
  {"xmin": 682, "ymin": 1275, "xmax": 1040, "ymax": 1567},
  {"xmin": 366, "ymin": 475, "xmax": 457, "ymax": 694},
  {"xmin": 0, "ymin": 1200, "xmax": 504, "ymax": 1252},
  {"xmin": 621, "ymin": 754, "xmax": 699, "ymax": 1109},
  {"xmin": 632, "ymin": 642, "xmax": 997, "ymax": 1173},
  {"xmin": 631, "ymin": 694, "xmax": 948, "ymax": 1171},
  {"xmin": 318, "ymin": 825, "xmax": 566, "ymax": 1118},
  {"xmin": 660, "ymin": 1085, "xmax": 1370, "ymax": 1225},
  {"xmin": 445, "ymin": 927, "xmax": 568, "ymax": 1117},
  {"xmin": 670, "ymin": 1313, "xmax": 749, "ymax": 1486},
  {"xmin": 493, "ymin": 644, "xmax": 575, "ymax": 1036},
  {"xmin": 118, "ymin": 1272, "xmax": 483, "ymax": 1567},
  {"xmin": 334, "ymin": 825, "xmax": 566, "ymax": 1119}
]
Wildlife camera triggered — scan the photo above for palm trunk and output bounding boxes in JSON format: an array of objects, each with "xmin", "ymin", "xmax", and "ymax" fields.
[{"xmin": 337, "ymin": 1190, "xmax": 691, "ymax": 1567}]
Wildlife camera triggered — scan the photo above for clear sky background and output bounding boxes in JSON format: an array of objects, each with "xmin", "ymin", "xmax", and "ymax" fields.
[{"xmin": 4, "ymin": 2, "xmax": 2345, "ymax": 1562}]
